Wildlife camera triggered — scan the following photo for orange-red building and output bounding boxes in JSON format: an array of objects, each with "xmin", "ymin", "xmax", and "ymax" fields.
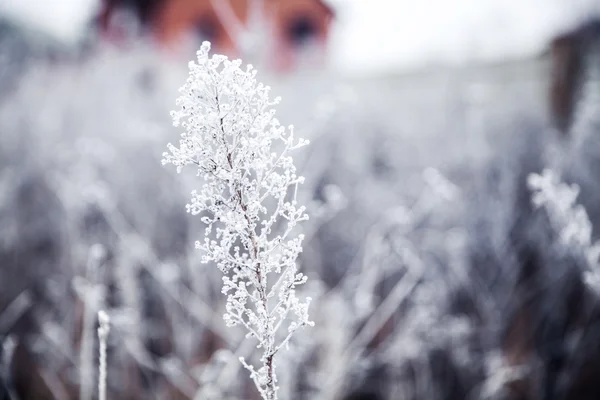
[{"xmin": 101, "ymin": 0, "xmax": 334, "ymax": 71}]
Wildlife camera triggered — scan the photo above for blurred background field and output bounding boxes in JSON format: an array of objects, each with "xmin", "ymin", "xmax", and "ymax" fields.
[{"xmin": 1, "ymin": 1, "xmax": 600, "ymax": 399}]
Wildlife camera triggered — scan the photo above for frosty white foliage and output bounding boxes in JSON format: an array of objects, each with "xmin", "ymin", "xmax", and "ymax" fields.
[
  {"xmin": 527, "ymin": 169, "xmax": 600, "ymax": 293},
  {"xmin": 162, "ymin": 41, "xmax": 313, "ymax": 400}
]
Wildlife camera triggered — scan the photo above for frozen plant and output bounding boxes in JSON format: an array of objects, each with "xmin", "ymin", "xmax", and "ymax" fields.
[
  {"xmin": 163, "ymin": 42, "xmax": 313, "ymax": 400},
  {"xmin": 527, "ymin": 168, "xmax": 600, "ymax": 292},
  {"xmin": 97, "ymin": 310, "xmax": 110, "ymax": 400}
]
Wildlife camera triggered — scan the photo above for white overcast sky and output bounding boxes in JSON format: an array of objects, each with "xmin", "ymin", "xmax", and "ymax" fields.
[
  {"xmin": 328, "ymin": 0, "xmax": 600, "ymax": 75},
  {"xmin": 0, "ymin": 0, "xmax": 99, "ymax": 44},
  {"xmin": 1, "ymin": 0, "xmax": 599, "ymax": 76}
]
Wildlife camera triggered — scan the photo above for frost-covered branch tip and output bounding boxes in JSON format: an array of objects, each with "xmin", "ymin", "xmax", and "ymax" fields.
[
  {"xmin": 528, "ymin": 169, "xmax": 600, "ymax": 293},
  {"xmin": 162, "ymin": 41, "xmax": 313, "ymax": 400}
]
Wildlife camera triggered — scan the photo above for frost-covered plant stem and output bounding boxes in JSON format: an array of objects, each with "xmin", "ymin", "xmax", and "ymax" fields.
[
  {"xmin": 76, "ymin": 245, "xmax": 106, "ymax": 400},
  {"xmin": 239, "ymin": 185, "xmax": 276, "ymax": 398},
  {"xmin": 79, "ymin": 300, "xmax": 95, "ymax": 400},
  {"xmin": 97, "ymin": 310, "xmax": 110, "ymax": 400},
  {"xmin": 163, "ymin": 42, "xmax": 313, "ymax": 400}
]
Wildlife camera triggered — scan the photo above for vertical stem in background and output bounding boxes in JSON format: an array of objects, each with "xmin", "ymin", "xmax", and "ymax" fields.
[
  {"xmin": 1, "ymin": 336, "xmax": 17, "ymax": 400},
  {"xmin": 98, "ymin": 310, "xmax": 111, "ymax": 400},
  {"xmin": 79, "ymin": 299, "xmax": 95, "ymax": 400},
  {"xmin": 78, "ymin": 245, "xmax": 105, "ymax": 400}
]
